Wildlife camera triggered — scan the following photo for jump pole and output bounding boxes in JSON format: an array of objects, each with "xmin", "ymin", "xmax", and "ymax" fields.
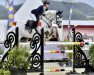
[
  {"xmin": 29, "ymin": 50, "xmax": 73, "ymax": 53},
  {"xmin": 45, "ymin": 42, "xmax": 94, "ymax": 45}
]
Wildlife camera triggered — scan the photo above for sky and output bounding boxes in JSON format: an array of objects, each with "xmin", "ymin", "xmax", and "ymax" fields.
[
  {"xmin": 52, "ymin": 0, "xmax": 94, "ymax": 8},
  {"xmin": 0, "ymin": 0, "xmax": 94, "ymax": 8},
  {"xmin": 0, "ymin": 0, "xmax": 26, "ymax": 5}
]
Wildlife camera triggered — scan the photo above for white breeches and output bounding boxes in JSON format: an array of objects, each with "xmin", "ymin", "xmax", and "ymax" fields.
[{"xmin": 30, "ymin": 13, "xmax": 37, "ymax": 21}]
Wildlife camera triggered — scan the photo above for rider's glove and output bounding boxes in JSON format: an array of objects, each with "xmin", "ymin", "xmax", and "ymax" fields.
[{"xmin": 42, "ymin": 14, "xmax": 45, "ymax": 16}]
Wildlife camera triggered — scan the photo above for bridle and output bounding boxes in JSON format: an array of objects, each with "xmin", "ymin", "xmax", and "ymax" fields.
[{"xmin": 40, "ymin": 13, "xmax": 60, "ymax": 28}]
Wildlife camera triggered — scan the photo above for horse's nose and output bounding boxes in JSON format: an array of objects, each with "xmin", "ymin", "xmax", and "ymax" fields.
[{"xmin": 58, "ymin": 25, "xmax": 62, "ymax": 28}]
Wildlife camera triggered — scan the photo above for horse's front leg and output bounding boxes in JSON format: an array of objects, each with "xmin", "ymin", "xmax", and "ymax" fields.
[
  {"xmin": 49, "ymin": 29, "xmax": 53, "ymax": 36},
  {"xmin": 57, "ymin": 27, "xmax": 63, "ymax": 42},
  {"xmin": 44, "ymin": 31, "xmax": 49, "ymax": 38}
]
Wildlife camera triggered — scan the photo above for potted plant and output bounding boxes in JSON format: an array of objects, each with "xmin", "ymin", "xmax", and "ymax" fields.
[
  {"xmin": 58, "ymin": 45, "xmax": 73, "ymax": 66},
  {"xmin": 6, "ymin": 46, "xmax": 30, "ymax": 75},
  {"xmin": 0, "ymin": 69, "xmax": 10, "ymax": 75},
  {"xmin": 89, "ymin": 45, "xmax": 94, "ymax": 67},
  {"xmin": 0, "ymin": 46, "xmax": 4, "ymax": 55}
]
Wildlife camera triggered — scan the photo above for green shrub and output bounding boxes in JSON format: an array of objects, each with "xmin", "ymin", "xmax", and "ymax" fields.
[
  {"xmin": 3, "ymin": 70, "xmax": 10, "ymax": 75},
  {"xmin": 0, "ymin": 47, "xmax": 4, "ymax": 54},
  {"xmin": 0, "ymin": 69, "xmax": 10, "ymax": 75},
  {"xmin": 64, "ymin": 39, "xmax": 73, "ymax": 59},
  {"xmin": 7, "ymin": 46, "xmax": 30, "ymax": 71},
  {"xmin": 89, "ymin": 45, "xmax": 94, "ymax": 66},
  {"xmin": 0, "ymin": 69, "xmax": 4, "ymax": 75}
]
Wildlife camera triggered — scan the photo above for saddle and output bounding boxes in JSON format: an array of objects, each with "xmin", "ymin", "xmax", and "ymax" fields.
[{"xmin": 25, "ymin": 20, "xmax": 37, "ymax": 30}]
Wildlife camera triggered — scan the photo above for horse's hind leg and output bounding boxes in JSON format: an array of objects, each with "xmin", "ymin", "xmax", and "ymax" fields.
[
  {"xmin": 34, "ymin": 28, "xmax": 39, "ymax": 34},
  {"xmin": 19, "ymin": 34, "xmax": 22, "ymax": 42},
  {"xmin": 57, "ymin": 27, "xmax": 63, "ymax": 42},
  {"xmin": 25, "ymin": 20, "xmax": 30, "ymax": 30}
]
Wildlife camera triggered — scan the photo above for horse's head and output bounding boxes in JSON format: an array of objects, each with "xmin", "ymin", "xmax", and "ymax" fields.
[
  {"xmin": 41, "ymin": 10, "xmax": 63, "ymax": 28},
  {"xmin": 55, "ymin": 10, "xmax": 63, "ymax": 28}
]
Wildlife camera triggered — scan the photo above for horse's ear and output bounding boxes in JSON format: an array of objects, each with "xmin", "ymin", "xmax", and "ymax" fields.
[
  {"xmin": 56, "ymin": 11, "xmax": 60, "ymax": 14},
  {"xmin": 56, "ymin": 10, "xmax": 64, "ymax": 14},
  {"xmin": 60, "ymin": 10, "xmax": 64, "ymax": 13}
]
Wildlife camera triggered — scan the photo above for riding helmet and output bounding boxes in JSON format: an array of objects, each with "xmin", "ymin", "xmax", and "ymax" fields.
[{"xmin": 43, "ymin": 0, "xmax": 50, "ymax": 5}]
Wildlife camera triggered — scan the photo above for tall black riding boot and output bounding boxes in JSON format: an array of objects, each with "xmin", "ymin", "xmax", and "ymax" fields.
[
  {"xmin": 29, "ymin": 21, "xmax": 36, "ymax": 33},
  {"xmin": 29, "ymin": 21, "xmax": 34, "ymax": 33},
  {"xmin": 33, "ymin": 21, "xmax": 37, "ymax": 28}
]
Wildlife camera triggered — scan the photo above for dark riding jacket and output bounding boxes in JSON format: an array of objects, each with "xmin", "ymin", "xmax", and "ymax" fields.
[{"xmin": 31, "ymin": 5, "xmax": 44, "ymax": 18}]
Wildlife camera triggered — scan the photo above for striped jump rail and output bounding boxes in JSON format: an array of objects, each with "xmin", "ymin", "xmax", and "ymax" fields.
[
  {"xmin": 44, "ymin": 58, "xmax": 68, "ymax": 63},
  {"xmin": 44, "ymin": 50, "xmax": 65, "ymax": 53},
  {"xmin": 45, "ymin": 42, "xmax": 94, "ymax": 45},
  {"xmin": 44, "ymin": 68, "xmax": 65, "ymax": 72},
  {"xmin": 29, "ymin": 50, "xmax": 73, "ymax": 53},
  {"xmin": 19, "ymin": 42, "xmax": 94, "ymax": 46},
  {"xmin": 44, "ymin": 50, "xmax": 73, "ymax": 53},
  {"xmin": 30, "ymin": 58, "xmax": 68, "ymax": 63}
]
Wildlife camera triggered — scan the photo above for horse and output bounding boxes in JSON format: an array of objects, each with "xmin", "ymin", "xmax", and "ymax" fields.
[{"xmin": 7, "ymin": 10, "xmax": 63, "ymax": 42}]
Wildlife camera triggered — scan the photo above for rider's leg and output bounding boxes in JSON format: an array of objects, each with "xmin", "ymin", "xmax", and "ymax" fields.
[
  {"xmin": 35, "ymin": 17, "xmax": 39, "ymax": 27},
  {"xmin": 30, "ymin": 13, "xmax": 39, "ymax": 28},
  {"xmin": 28, "ymin": 13, "xmax": 37, "ymax": 33},
  {"xmin": 25, "ymin": 20, "xmax": 30, "ymax": 29},
  {"xmin": 30, "ymin": 13, "xmax": 37, "ymax": 21}
]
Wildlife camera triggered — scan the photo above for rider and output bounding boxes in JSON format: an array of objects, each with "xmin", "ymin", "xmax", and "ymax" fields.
[{"xmin": 29, "ymin": 0, "xmax": 50, "ymax": 33}]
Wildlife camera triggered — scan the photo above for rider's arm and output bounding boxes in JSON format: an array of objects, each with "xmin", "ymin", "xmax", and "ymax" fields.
[
  {"xmin": 43, "ymin": 5, "xmax": 48, "ymax": 12},
  {"xmin": 41, "ymin": 5, "xmax": 48, "ymax": 16},
  {"xmin": 36, "ymin": 5, "xmax": 44, "ymax": 16}
]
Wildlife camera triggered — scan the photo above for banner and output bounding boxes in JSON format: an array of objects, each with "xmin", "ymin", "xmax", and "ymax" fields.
[{"xmin": 7, "ymin": 1, "xmax": 15, "ymax": 30}]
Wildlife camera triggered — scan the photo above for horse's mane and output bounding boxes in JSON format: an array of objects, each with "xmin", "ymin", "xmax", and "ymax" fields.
[{"xmin": 43, "ymin": 10, "xmax": 57, "ymax": 19}]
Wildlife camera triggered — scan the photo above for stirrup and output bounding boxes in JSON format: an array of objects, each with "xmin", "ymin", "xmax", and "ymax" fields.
[{"xmin": 28, "ymin": 29, "xmax": 32, "ymax": 33}]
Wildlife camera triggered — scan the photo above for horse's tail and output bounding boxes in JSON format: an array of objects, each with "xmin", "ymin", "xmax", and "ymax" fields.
[{"xmin": 7, "ymin": 26, "xmax": 17, "ymax": 33}]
